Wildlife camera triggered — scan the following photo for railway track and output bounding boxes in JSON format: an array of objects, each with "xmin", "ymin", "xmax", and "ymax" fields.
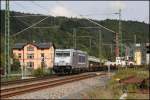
[
  {"xmin": 1, "ymin": 75, "xmax": 58, "ymax": 86},
  {"xmin": 1, "ymin": 72, "xmax": 106, "ymax": 99}
]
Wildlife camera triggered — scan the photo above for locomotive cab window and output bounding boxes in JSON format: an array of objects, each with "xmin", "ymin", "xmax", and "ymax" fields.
[{"xmin": 56, "ymin": 51, "xmax": 70, "ymax": 57}]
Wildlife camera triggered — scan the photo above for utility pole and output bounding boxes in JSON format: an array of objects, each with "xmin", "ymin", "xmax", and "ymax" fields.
[
  {"xmin": 99, "ymin": 29, "xmax": 102, "ymax": 61},
  {"xmin": 4, "ymin": 0, "xmax": 10, "ymax": 77},
  {"xmin": 119, "ymin": 9, "xmax": 122, "ymax": 57},
  {"xmin": 115, "ymin": 32, "xmax": 119, "ymax": 57},
  {"xmin": 134, "ymin": 34, "xmax": 137, "ymax": 65},
  {"xmin": 134, "ymin": 34, "xmax": 136, "ymax": 47},
  {"xmin": 102, "ymin": 43, "xmax": 113, "ymax": 58},
  {"xmin": 89, "ymin": 37, "xmax": 92, "ymax": 49},
  {"xmin": 73, "ymin": 28, "xmax": 77, "ymax": 49}
]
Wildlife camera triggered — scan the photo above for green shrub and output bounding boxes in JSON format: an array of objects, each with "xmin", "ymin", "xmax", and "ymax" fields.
[
  {"xmin": 48, "ymin": 68, "xmax": 54, "ymax": 74},
  {"xmin": 11, "ymin": 58, "xmax": 21, "ymax": 72},
  {"xmin": 32, "ymin": 68, "xmax": 45, "ymax": 77},
  {"xmin": 32, "ymin": 67, "xmax": 53, "ymax": 77}
]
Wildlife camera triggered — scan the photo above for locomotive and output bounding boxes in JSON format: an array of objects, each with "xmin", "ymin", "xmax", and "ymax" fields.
[{"xmin": 53, "ymin": 49, "xmax": 101, "ymax": 74}]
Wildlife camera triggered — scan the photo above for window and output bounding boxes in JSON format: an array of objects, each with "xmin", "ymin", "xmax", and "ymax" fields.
[
  {"xmin": 56, "ymin": 52, "xmax": 70, "ymax": 57},
  {"xmin": 41, "ymin": 53, "xmax": 44, "ymax": 57},
  {"xmin": 27, "ymin": 53, "xmax": 34, "ymax": 59},
  {"xmin": 41, "ymin": 62, "xmax": 46, "ymax": 67},
  {"xmin": 18, "ymin": 53, "xmax": 21, "ymax": 58},
  {"xmin": 79, "ymin": 55, "xmax": 86, "ymax": 63},
  {"xmin": 27, "ymin": 62, "xmax": 34, "ymax": 68},
  {"xmin": 27, "ymin": 46, "xmax": 34, "ymax": 51}
]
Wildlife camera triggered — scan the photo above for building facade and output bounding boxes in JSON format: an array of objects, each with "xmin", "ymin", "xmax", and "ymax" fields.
[
  {"xmin": 13, "ymin": 42, "xmax": 55, "ymax": 69},
  {"xmin": 134, "ymin": 50, "xmax": 142, "ymax": 65},
  {"xmin": 134, "ymin": 43, "xmax": 142, "ymax": 65},
  {"xmin": 146, "ymin": 43, "xmax": 150, "ymax": 65}
]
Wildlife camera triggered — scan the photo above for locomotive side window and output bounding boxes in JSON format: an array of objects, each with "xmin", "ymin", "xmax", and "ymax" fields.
[{"xmin": 78, "ymin": 55, "xmax": 86, "ymax": 63}]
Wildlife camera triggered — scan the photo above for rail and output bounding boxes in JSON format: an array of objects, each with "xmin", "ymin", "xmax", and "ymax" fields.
[{"xmin": 1, "ymin": 73, "xmax": 106, "ymax": 99}]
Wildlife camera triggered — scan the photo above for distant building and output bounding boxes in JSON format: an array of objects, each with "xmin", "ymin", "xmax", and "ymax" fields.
[
  {"xmin": 134, "ymin": 43, "xmax": 142, "ymax": 65},
  {"xmin": 146, "ymin": 43, "xmax": 150, "ymax": 65},
  {"xmin": 12, "ymin": 42, "xmax": 55, "ymax": 70},
  {"xmin": 133, "ymin": 43, "xmax": 150, "ymax": 65},
  {"xmin": 134, "ymin": 50, "xmax": 142, "ymax": 65}
]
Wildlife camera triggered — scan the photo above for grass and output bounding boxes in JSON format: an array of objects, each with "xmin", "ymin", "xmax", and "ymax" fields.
[
  {"xmin": 126, "ymin": 93, "xmax": 149, "ymax": 99},
  {"xmin": 85, "ymin": 87, "xmax": 114, "ymax": 99},
  {"xmin": 1, "ymin": 75, "xmax": 21, "ymax": 82},
  {"xmin": 83, "ymin": 66, "xmax": 149, "ymax": 99}
]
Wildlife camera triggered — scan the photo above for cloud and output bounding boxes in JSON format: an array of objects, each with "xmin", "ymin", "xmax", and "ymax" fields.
[
  {"xmin": 109, "ymin": 1, "xmax": 125, "ymax": 11},
  {"xmin": 49, "ymin": 5, "xmax": 78, "ymax": 17}
]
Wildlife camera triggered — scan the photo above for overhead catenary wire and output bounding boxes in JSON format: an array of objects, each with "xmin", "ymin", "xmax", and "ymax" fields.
[
  {"xmin": 55, "ymin": 1, "xmax": 117, "ymax": 34},
  {"xmin": 30, "ymin": 1, "xmax": 49, "ymax": 13},
  {"xmin": 11, "ymin": 2, "xmax": 55, "ymax": 37},
  {"xmin": 11, "ymin": 15, "xmax": 47, "ymax": 17},
  {"xmin": 12, "ymin": 16, "xmax": 50, "ymax": 37},
  {"xmin": 79, "ymin": 15, "xmax": 116, "ymax": 33}
]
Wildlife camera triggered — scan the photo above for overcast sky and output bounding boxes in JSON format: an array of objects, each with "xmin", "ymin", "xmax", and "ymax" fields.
[{"xmin": 1, "ymin": 1, "xmax": 149, "ymax": 23}]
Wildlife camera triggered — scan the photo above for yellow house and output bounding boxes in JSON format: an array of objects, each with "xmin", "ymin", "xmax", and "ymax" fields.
[{"xmin": 13, "ymin": 42, "xmax": 55, "ymax": 69}]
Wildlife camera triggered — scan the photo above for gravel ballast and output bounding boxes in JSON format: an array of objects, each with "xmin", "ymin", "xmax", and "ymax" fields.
[{"xmin": 8, "ymin": 72, "xmax": 111, "ymax": 99}]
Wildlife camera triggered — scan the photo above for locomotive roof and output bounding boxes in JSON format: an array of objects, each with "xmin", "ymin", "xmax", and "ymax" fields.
[
  {"xmin": 56, "ymin": 49, "xmax": 87, "ymax": 54},
  {"xmin": 88, "ymin": 56, "xmax": 100, "ymax": 63}
]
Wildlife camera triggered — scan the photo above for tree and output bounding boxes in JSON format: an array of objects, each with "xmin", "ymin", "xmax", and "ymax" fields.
[
  {"xmin": 11, "ymin": 55, "xmax": 21, "ymax": 72},
  {"xmin": 0, "ymin": 53, "xmax": 4, "ymax": 68}
]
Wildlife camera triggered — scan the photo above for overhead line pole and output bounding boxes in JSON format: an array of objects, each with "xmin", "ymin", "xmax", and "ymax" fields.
[
  {"xmin": 119, "ymin": 9, "xmax": 122, "ymax": 57},
  {"xmin": 73, "ymin": 28, "xmax": 77, "ymax": 49},
  {"xmin": 5, "ymin": 0, "xmax": 10, "ymax": 77},
  {"xmin": 99, "ymin": 29, "xmax": 102, "ymax": 61}
]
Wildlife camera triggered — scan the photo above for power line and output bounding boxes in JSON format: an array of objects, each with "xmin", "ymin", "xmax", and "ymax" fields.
[
  {"xmin": 11, "ymin": 15, "xmax": 47, "ymax": 17},
  {"xmin": 32, "ymin": 26, "xmax": 59, "ymax": 29},
  {"xmin": 30, "ymin": 1, "xmax": 49, "ymax": 13},
  {"xmin": 84, "ymin": 12, "xmax": 118, "ymax": 16},
  {"xmin": 79, "ymin": 15, "xmax": 116, "ymax": 33},
  {"xmin": 11, "ymin": 16, "xmax": 51, "ymax": 37},
  {"xmin": 11, "ymin": 1, "xmax": 57, "ymax": 37},
  {"xmin": 55, "ymin": 1, "xmax": 116, "ymax": 34}
]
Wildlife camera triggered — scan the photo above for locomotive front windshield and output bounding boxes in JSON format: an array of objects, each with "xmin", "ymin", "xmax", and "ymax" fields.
[{"xmin": 56, "ymin": 51, "xmax": 70, "ymax": 57}]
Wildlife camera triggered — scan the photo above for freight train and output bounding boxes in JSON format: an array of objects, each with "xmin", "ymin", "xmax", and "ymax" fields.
[{"xmin": 53, "ymin": 49, "xmax": 101, "ymax": 74}]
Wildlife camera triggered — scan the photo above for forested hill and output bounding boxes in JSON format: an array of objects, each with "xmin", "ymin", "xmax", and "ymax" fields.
[{"xmin": 1, "ymin": 10, "xmax": 149, "ymax": 58}]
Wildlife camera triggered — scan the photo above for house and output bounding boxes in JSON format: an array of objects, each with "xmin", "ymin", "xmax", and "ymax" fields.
[{"xmin": 12, "ymin": 42, "xmax": 55, "ymax": 70}]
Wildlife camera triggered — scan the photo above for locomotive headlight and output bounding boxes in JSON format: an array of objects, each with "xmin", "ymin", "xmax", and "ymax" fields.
[{"xmin": 90, "ymin": 63, "xmax": 93, "ymax": 67}]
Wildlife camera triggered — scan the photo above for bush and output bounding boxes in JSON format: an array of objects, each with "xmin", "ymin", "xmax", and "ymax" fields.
[
  {"xmin": 32, "ymin": 68, "xmax": 45, "ymax": 77},
  {"xmin": 32, "ymin": 67, "xmax": 53, "ymax": 77},
  {"xmin": 11, "ymin": 58, "xmax": 21, "ymax": 72},
  {"xmin": 48, "ymin": 68, "xmax": 54, "ymax": 74}
]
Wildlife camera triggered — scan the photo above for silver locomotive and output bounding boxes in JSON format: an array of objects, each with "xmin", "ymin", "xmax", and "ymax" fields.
[{"xmin": 53, "ymin": 49, "xmax": 88, "ymax": 74}]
